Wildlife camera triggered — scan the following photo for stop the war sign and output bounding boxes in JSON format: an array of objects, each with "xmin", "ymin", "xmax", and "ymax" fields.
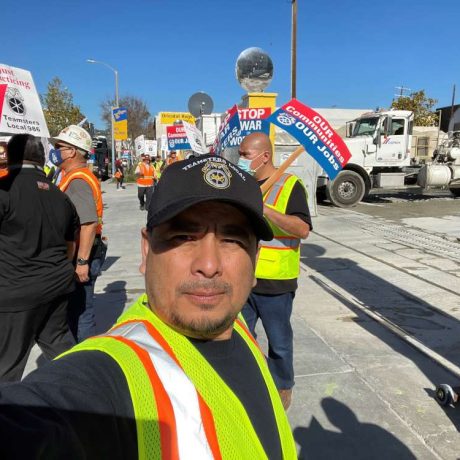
[{"xmin": 0, "ymin": 64, "xmax": 50, "ymax": 137}]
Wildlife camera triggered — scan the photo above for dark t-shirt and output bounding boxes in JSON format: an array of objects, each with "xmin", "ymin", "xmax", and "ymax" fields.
[
  {"xmin": 0, "ymin": 333, "xmax": 283, "ymax": 459},
  {"xmin": 0, "ymin": 167, "xmax": 80, "ymax": 311},
  {"xmin": 254, "ymin": 177, "xmax": 312, "ymax": 295},
  {"xmin": 191, "ymin": 333, "xmax": 282, "ymax": 459}
]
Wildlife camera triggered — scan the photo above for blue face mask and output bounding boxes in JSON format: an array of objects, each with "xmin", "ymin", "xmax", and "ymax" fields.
[
  {"xmin": 49, "ymin": 148, "xmax": 64, "ymax": 167},
  {"xmin": 237, "ymin": 157, "xmax": 255, "ymax": 175}
]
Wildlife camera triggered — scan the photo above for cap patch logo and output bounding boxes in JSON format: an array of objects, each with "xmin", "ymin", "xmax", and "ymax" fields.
[{"xmin": 202, "ymin": 160, "xmax": 231, "ymax": 189}]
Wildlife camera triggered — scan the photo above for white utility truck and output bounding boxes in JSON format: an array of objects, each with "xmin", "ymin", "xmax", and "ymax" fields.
[{"xmin": 316, "ymin": 109, "xmax": 460, "ymax": 207}]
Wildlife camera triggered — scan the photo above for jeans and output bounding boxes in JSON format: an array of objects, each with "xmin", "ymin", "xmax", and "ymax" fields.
[
  {"xmin": 242, "ymin": 291, "xmax": 295, "ymax": 389},
  {"xmin": 138, "ymin": 186, "xmax": 153, "ymax": 208},
  {"xmin": 68, "ymin": 257, "xmax": 103, "ymax": 343}
]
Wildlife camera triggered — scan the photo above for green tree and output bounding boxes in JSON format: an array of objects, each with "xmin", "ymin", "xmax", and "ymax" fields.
[
  {"xmin": 41, "ymin": 77, "xmax": 85, "ymax": 136},
  {"xmin": 391, "ymin": 90, "xmax": 438, "ymax": 126},
  {"xmin": 100, "ymin": 95, "xmax": 154, "ymax": 145}
]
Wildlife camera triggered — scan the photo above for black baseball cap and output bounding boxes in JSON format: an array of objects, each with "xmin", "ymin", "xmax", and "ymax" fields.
[{"xmin": 147, "ymin": 154, "xmax": 273, "ymax": 241}]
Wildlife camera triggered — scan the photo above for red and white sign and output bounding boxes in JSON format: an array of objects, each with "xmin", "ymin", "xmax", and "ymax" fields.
[
  {"xmin": 238, "ymin": 107, "xmax": 271, "ymax": 120},
  {"xmin": 0, "ymin": 64, "xmax": 50, "ymax": 137},
  {"xmin": 166, "ymin": 125, "xmax": 191, "ymax": 150}
]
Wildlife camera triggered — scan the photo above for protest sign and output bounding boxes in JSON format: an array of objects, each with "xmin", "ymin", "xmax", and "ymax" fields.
[
  {"xmin": 267, "ymin": 99, "xmax": 351, "ymax": 180},
  {"xmin": 166, "ymin": 125, "xmax": 191, "ymax": 150},
  {"xmin": 0, "ymin": 64, "xmax": 49, "ymax": 137},
  {"xmin": 145, "ymin": 139, "xmax": 157, "ymax": 156},
  {"xmin": 182, "ymin": 120, "xmax": 206, "ymax": 154},
  {"xmin": 226, "ymin": 107, "xmax": 271, "ymax": 147},
  {"xmin": 135, "ymin": 135, "xmax": 145, "ymax": 155},
  {"xmin": 210, "ymin": 104, "xmax": 240, "ymax": 155}
]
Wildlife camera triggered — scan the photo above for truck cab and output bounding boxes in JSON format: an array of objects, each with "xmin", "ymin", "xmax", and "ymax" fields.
[{"xmin": 318, "ymin": 110, "xmax": 414, "ymax": 207}]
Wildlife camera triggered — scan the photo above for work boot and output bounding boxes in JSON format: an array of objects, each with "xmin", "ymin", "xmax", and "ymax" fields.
[
  {"xmin": 278, "ymin": 389, "xmax": 292, "ymax": 411},
  {"xmin": 139, "ymin": 204, "xmax": 145, "ymax": 211}
]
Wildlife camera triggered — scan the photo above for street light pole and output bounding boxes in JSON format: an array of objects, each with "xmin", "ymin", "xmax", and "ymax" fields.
[
  {"xmin": 291, "ymin": 0, "xmax": 297, "ymax": 100},
  {"xmin": 86, "ymin": 59, "xmax": 119, "ymax": 175}
]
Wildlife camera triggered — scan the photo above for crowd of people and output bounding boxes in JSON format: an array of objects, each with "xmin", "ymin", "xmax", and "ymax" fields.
[{"xmin": 0, "ymin": 130, "xmax": 310, "ymax": 458}]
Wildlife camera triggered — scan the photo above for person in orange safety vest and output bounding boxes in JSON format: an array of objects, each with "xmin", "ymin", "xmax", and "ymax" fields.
[{"xmin": 135, "ymin": 154, "xmax": 156, "ymax": 211}]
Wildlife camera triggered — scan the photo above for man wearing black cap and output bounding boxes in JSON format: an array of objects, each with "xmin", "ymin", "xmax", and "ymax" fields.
[{"xmin": 0, "ymin": 155, "xmax": 296, "ymax": 459}]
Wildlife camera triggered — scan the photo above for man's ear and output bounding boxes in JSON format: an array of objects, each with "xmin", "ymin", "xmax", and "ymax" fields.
[{"xmin": 139, "ymin": 227, "xmax": 150, "ymax": 275}]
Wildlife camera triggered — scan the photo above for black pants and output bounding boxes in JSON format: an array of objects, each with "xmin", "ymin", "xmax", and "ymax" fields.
[
  {"xmin": 0, "ymin": 295, "xmax": 75, "ymax": 382},
  {"xmin": 138, "ymin": 186, "xmax": 153, "ymax": 208}
]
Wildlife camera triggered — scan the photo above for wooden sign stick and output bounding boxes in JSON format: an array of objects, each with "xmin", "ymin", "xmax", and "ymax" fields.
[{"xmin": 260, "ymin": 146, "xmax": 305, "ymax": 195}]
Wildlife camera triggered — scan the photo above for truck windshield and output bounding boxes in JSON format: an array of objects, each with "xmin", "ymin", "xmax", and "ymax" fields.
[{"xmin": 351, "ymin": 117, "xmax": 379, "ymax": 137}]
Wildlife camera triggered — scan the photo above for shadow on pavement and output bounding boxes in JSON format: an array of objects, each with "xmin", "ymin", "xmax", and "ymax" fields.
[
  {"xmin": 101, "ymin": 256, "xmax": 119, "ymax": 272},
  {"xmin": 301, "ymin": 243, "xmax": 460, "ymax": 431},
  {"xmin": 294, "ymin": 397, "xmax": 416, "ymax": 460},
  {"xmin": 94, "ymin": 280, "xmax": 128, "ymax": 334}
]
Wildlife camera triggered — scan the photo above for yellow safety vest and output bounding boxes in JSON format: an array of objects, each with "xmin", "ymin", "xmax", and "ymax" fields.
[
  {"xmin": 256, "ymin": 173, "xmax": 306, "ymax": 280},
  {"xmin": 153, "ymin": 161, "xmax": 164, "ymax": 179},
  {"xmin": 59, "ymin": 295, "xmax": 296, "ymax": 459}
]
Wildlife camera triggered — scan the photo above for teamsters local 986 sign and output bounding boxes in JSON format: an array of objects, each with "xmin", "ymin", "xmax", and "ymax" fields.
[{"xmin": 0, "ymin": 64, "xmax": 50, "ymax": 137}]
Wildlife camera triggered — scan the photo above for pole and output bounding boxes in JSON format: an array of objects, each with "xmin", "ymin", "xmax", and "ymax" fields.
[
  {"xmin": 115, "ymin": 70, "xmax": 119, "ymax": 108},
  {"xmin": 450, "ymin": 84, "xmax": 456, "ymax": 122},
  {"xmin": 291, "ymin": 0, "xmax": 297, "ymax": 99},
  {"xmin": 111, "ymin": 106, "xmax": 116, "ymax": 176},
  {"xmin": 112, "ymin": 71, "xmax": 119, "ymax": 173}
]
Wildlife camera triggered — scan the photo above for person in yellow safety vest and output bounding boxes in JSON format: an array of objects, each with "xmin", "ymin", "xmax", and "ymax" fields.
[
  {"xmin": 135, "ymin": 154, "xmax": 156, "ymax": 211},
  {"xmin": 152, "ymin": 154, "xmax": 164, "ymax": 180},
  {"xmin": 49, "ymin": 125, "xmax": 106, "ymax": 343},
  {"xmin": 0, "ymin": 154, "xmax": 297, "ymax": 459},
  {"xmin": 237, "ymin": 132, "xmax": 312, "ymax": 411}
]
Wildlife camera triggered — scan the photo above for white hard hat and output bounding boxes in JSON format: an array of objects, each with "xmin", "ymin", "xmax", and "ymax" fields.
[{"xmin": 50, "ymin": 125, "xmax": 92, "ymax": 153}]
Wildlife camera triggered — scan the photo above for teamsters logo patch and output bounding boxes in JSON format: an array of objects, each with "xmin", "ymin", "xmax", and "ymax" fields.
[
  {"xmin": 202, "ymin": 160, "xmax": 232, "ymax": 189},
  {"xmin": 6, "ymin": 88, "xmax": 26, "ymax": 116}
]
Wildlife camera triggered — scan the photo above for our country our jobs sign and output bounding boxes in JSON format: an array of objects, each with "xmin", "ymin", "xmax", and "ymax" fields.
[{"xmin": 268, "ymin": 99, "xmax": 351, "ymax": 180}]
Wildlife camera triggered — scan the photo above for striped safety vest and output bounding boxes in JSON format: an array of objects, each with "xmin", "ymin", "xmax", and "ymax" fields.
[
  {"xmin": 59, "ymin": 167, "xmax": 103, "ymax": 235},
  {"xmin": 60, "ymin": 295, "xmax": 297, "ymax": 459},
  {"xmin": 153, "ymin": 161, "xmax": 164, "ymax": 180},
  {"xmin": 256, "ymin": 173, "xmax": 306, "ymax": 280},
  {"xmin": 137, "ymin": 163, "xmax": 155, "ymax": 187}
]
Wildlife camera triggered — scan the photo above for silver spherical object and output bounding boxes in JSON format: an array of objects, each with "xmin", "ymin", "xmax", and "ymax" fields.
[{"xmin": 236, "ymin": 47, "xmax": 274, "ymax": 92}]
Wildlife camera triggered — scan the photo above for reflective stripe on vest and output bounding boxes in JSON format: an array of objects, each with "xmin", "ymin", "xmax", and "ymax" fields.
[
  {"xmin": 137, "ymin": 163, "xmax": 155, "ymax": 186},
  {"xmin": 59, "ymin": 295, "xmax": 297, "ymax": 459},
  {"xmin": 255, "ymin": 173, "xmax": 304, "ymax": 280},
  {"xmin": 59, "ymin": 167, "xmax": 103, "ymax": 234}
]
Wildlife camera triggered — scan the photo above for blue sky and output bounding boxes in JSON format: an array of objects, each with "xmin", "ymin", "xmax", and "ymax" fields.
[{"xmin": 3, "ymin": 0, "xmax": 460, "ymax": 129}]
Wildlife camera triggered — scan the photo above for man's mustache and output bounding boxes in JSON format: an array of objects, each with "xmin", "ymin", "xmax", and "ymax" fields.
[{"xmin": 177, "ymin": 280, "xmax": 233, "ymax": 295}]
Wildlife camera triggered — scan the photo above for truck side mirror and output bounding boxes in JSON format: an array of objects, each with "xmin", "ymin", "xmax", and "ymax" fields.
[
  {"xmin": 386, "ymin": 118, "xmax": 393, "ymax": 136},
  {"xmin": 373, "ymin": 128, "xmax": 381, "ymax": 146},
  {"xmin": 346, "ymin": 122, "xmax": 354, "ymax": 137}
]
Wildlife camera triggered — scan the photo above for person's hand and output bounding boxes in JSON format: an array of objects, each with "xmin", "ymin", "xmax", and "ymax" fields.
[{"xmin": 75, "ymin": 264, "xmax": 90, "ymax": 283}]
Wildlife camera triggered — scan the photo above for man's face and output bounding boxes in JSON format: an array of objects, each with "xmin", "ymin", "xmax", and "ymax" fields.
[
  {"xmin": 55, "ymin": 142, "xmax": 77, "ymax": 166},
  {"xmin": 238, "ymin": 140, "xmax": 266, "ymax": 179},
  {"xmin": 142, "ymin": 201, "xmax": 258, "ymax": 340},
  {"xmin": 143, "ymin": 156, "xmax": 150, "ymax": 164}
]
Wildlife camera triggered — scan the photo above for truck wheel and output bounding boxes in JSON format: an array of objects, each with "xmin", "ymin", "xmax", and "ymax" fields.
[
  {"xmin": 326, "ymin": 171, "xmax": 365, "ymax": 207},
  {"xmin": 449, "ymin": 186, "xmax": 460, "ymax": 197}
]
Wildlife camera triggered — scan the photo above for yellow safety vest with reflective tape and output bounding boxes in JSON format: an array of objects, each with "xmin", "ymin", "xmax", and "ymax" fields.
[
  {"xmin": 256, "ymin": 173, "xmax": 305, "ymax": 280},
  {"xmin": 58, "ymin": 295, "xmax": 297, "ymax": 460}
]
